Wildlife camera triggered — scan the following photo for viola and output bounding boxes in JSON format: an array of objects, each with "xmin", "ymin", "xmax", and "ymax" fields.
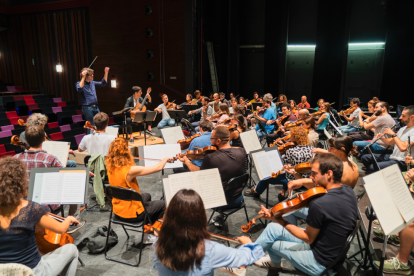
[
  {"xmin": 177, "ymin": 133, "xmax": 201, "ymax": 150},
  {"xmin": 11, "ymin": 135, "xmax": 30, "ymax": 150},
  {"xmin": 17, "ymin": 118, "xmax": 27, "ymax": 126},
  {"xmin": 166, "ymin": 101, "xmax": 176, "ymax": 109},
  {"xmin": 84, "ymin": 121, "xmax": 96, "ymax": 132},
  {"xmin": 339, "ymin": 106, "xmax": 356, "ymax": 116},
  {"xmin": 241, "ymin": 186, "xmax": 326, "ymax": 232}
]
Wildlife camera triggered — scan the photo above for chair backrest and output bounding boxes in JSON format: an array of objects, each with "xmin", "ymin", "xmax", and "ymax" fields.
[
  {"xmin": 6, "ymin": 111, "xmax": 18, "ymax": 119},
  {"xmin": 74, "ymin": 133, "xmax": 85, "ymax": 145},
  {"xmin": 53, "ymin": 97, "xmax": 63, "ymax": 103},
  {"xmin": 1, "ymin": 125, "xmax": 14, "ymax": 131},
  {"xmin": 60, "ymin": 125, "xmax": 71, "ymax": 132},
  {"xmin": 49, "ymin": 132, "xmax": 63, "ymax": 141},
  {"xmin": 0, "ymin": 144, "xmax": 6, "ymax": 154},
  {"xmin": 225, "ymin": 173, "xmax": 249, "ymax": 191},
  {"xmin": 72, "ymin": 115, "xmax": 83, "ymax": 123},
  {"xmin": 84, "ymin": 155, "xmax": 91, "ymax": 167},
  {"xmin": 27, "ymin": 104, "xmax": 39, "ymax": 111},
  {"xmin": 24, "ymin": 95, "xmax": 34, "ymax": 100},
  {"xmin": 25, "ymin": 99, "xmax": 36, "ymax": 105},
  {"xmin": 57, "ymin": 102, "xmax": 66, "ymax": 107},
  {"xmin": 0, "ymin": 130, "xmax": 12, "ymax": 138},
  {"xmin": 106, "ymin": 186, "xmax": 144, "ymax": 202},
  {"xmin": 48, "ymin": 122, "xmax": 59, "ymax": 129},
  {"xmin": 52, "ymin": 107, "xmax": 62, "ymax": 114}
]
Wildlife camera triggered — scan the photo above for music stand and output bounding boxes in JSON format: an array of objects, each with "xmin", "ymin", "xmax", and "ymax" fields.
[
  {"xmin": 256, "ymin": 120, "xmax": 270, "ymax": 148},
  {"xmin": 252, "ymin": 102, "xmax": 263, "ymax": 111},
  {"xmin": 167, "ymin": 110, "xmax": 187, "ymax": 126},
  {"xmin": 112, "ymin": 107, "xmax": 133, "ymax": 138},
  {"xmin": 181, "ymin": 105, "xmax": 199, "ymax": 114},
  {"xmin": 133, "ymin": 111, "xmax": 157, "ymax": 145}
]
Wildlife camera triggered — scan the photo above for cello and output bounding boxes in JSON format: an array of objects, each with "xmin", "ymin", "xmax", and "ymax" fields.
[{"xmin": 11, "ymin": 135, "xmax": 30, "ymax": 150}]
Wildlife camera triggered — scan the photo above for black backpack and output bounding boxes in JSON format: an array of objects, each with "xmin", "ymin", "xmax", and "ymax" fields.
[{"xmin": 77, "ymin": 226, "xmax": 118, "ymax": 254}]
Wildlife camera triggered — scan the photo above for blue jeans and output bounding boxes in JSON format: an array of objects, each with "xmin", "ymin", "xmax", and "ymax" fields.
[
  {"xmin": 217, "ymin": 194, "xmax": 244, "ymax": 210},
  {"xmin": 256, "ymin": 130, "xmax": 268, "ymax": 138},
  {"xmin": 256, "ymin": 173, "xmax": 289, "ymax": 194},
  {"xmin": 353, "ymin": 141, "xmax": 392, "ymax": 155},
  {"xmin": 81, "ymin": 105, "xmax": 100, "ymax": 134},
  {"xmin": 157, "ymin": 119, "xmax": 175, "ymax": 129},
  {"xmin": 255, "ymin": 217, "xmax": 327, "ymax": 276},
  {"xmin": 338, "ymin": 125, "xmax": 358, "ymax": 134},
  {"xmin": 66, "ymin": 160, "xmax": 77, "ymax": 167},
  {"xmin": 361, "ymin": 153, "xmax": 407, "ymax": 174}
]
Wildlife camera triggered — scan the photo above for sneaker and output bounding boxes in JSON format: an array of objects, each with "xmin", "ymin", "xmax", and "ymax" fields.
[
  {"xmin": 143, "ymin": 233, "xmax": 157, "ymax": 245},
  {"xmin": 243, "ymin": 189, "xmax": 260, "ymax": 198},
  {"xmin": 219, "ymin": 267, "xmax": 246, "ymax": 276},
  {"xmin": 373, "ymin": 229, "xmax": 400, "ymax": 247},
  {"xmin": 67, "ymin": 220, "xmax": 86, "ymax": 234},
  {"xmin": 374, "ymin": 257, "xmax": 412, "ymax": 275},
  {"xmin": 146, "ymin": 130, "xmax": 155, "ymax": 136},
  {"xmin": 212, "ymin": 215, "xmax": 224, "ymax": 227},
  {"xmin": 254, "ymin": 254, "xmax": 281, "ymax": 270},
  {"xmin": 100, "ymin": 205, "xmax": 111, "ymax": 212}
]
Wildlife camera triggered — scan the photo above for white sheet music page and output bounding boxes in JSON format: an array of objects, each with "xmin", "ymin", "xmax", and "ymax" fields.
[
  {"xmin": 42, "ymin": 141, "xmax": 70, "ymax": 168},
  {"xmin": 240, "ymin": 130, "xmax": 261, "ymax": 154},
  {"xmin": 40, "ymin": 173, "xmax": 64, "ymax": 204},
  {"xmin": 61, "ymin": 173, "xmax": 86, "ymax": 204},
  {"xmin": 382, "ymin": 165, "xmax": 414, "ymax": 222},
  {"xmin": 161, "ymin": 127, "xmax": 185, "ymax": 145},
  {"xmin": 163, "ymin": 172, "xmax": 198, "ymax": 205},
  {"xmin": 253, "ymin": 150, "xmax": 284, "ymax": 180},
  {"xmin": 142, "ymin": 145, "xmax": 164, "ymax": 167},
  {"xmin": 105, "ymin": 127, "xmax": 119, "ymax": 136},
  {"xmin": 195, "ymin": 169, "xmax": 227, "ymax": 209},
  {"xmin": 142, "ymin": 144, "xmax": 182, "ymax": 169},
  {"xmin": 364, "ymin": 171, "xmax": 404, "ymax": 235},
  {"xmin": 161, "ymin": 144, "xmax": 183, "ymax": 169}
]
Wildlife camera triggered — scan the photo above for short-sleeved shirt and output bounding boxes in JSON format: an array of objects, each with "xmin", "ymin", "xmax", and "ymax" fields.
[
  {"xmin": 75, "ymin": 79, "xmax": 107, "ymax": 106},
  {"xmin": 283, "ymin": 145, "xmax": 314, "ymax": 181},
  {"xmin": 157, "ymin": 103, "xmax": 171, "ymax": 120},
  {"xmin": 78, "ymin": 133, "xmax": 116, "ymax": 156},
  {"xmin": 255, "ymin": 108, "xmax": 277, "ymax": 133},
  {"xmin": 372, "ymin": 114, "xmax": 395, "ymax": 148},
  {"xmin": 194, "ymin": 105, "xmax": 213, "ymax": 120},
  {"xmin": 200, "ymin": 147, "xmax": 246, "ymax": 202},
  {"xmin": 390, "ymin": 126, "xmax": 414, "ymax": 161},
  {"xmin": 348, "ymin": 107, "xmax": 361, "ymax": 128},
  {"xmin": 186, "ymin": 132, "xmax": 212, "ymax": 167},
  {"xmin": 306, "ymin": 185, "xmax": 358, "ymax": 268},
  {"xmin": 308, "ymin": 130, "xmax": 319, "ymax": 148},
  {"xmin": 0, "ymin": 201, "xmax": 48, "ymax": 269}
]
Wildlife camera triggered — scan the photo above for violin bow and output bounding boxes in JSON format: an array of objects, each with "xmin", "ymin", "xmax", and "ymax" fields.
[{"xmin": 88, "ymin": 56, "xmax": 98, "ymax": 68}]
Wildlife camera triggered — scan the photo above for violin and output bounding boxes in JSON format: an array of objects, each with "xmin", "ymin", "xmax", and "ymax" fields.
[
  {"xmin": 227, "ymin": 124, "xmax": 238, "ymax": 132},
  {"xmin": 273, "ymin": 141, "xmax": 296, "ymax": 155},
  {"xmin": 166, "ymin": 101, "xmax": 176, "ymax": 109},
  {"xmin": 286, "ymin": 120, "xmax": 303, "ymax": 129},
  {"xmin": 339, "ymin": 106, "xmax": 356, "ymax": 116},
  {"xmin": 84, "ymin": 121, "xmax": 96, "ymax": 132},
  {"xmin": 311, "ymin": 110, "xmax": 326, "ymax": 117},
  {"xmin": 11, "ymin": 135, "xmax": 30, "ymax": 150},
  {"xmin": 209, "ymin": 112, "xmax": 224, "ymax": 120},
  {"xmin": 241, "ymin": 186, "xmax": 327, "ymax": 232},
  {"xmin": 271, "ymin": 162, "xmax": 312, "ymax": 178},
  {"xmin": 17, "ymin": 118, "xmax": 26, "ymax": 126},
  {"xmin": 269, "ymin": 114, "xmax": 288, "ymax": 125},
  {"xmin": 177, "ymin": 133, "xmax": 201, "ymax": 151},
  {"xmin": 170, "ymin": 146, "xmax": 217, "ymax": 162},
  {"xmin": 253, "ymin": 107, "xmax": 268, "ymax": 117}
]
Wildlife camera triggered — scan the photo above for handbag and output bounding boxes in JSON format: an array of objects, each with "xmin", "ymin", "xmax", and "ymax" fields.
[{"xmin": 77, "ymin": 226, "xmax": 118, "ymax": 254}]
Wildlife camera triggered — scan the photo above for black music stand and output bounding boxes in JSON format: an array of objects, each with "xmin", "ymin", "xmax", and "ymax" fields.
[
  {"xmin": 112, "ymin": 107, "xmax": 133, "ymax": 138},
  {"xmin": 181, "ymin": 105, "xmax": 199, "ymax": 114},
  {"xmin": 133, "ymin": 111, "xmax": 157, "ymax": 145},
  {"xmin": 252, "ymin": 102, "xmax": 263, "ymax": 111},
  {"xmin": 256, "ymin": 120, "xmax": 270, "ymax": 148},
  {"xmin": 167, "ymin": 110, "xmax": 187, "ymax": 126}
]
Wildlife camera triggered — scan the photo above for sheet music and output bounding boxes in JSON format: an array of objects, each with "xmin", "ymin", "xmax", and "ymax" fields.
[
  {"xmin": 105, "ymin": 127, "xmax": 119, "ymax": 136},
  {"xmin": 42, "ymin": 141, "xmax": 70, "ymax": 168},
  {"xmin": 142, "ymin": 144, "xmax": 182, "ymax": 169},
  {"xmin": 240, "ymin": 130, "xmax": 262, "ymax": 154},
  {"xmin": 61, "ymin": 173, "xmax": 86, "ymax": 204},
  {"xmin": 382, "ymin": 165, "xmax": 414, "ymax": 222},
  {"xmin": 160, "ymin": 127, "xmax": 185, "ymax": 145},
  {"xmin": 364, "ymin": 171, "xmax": 405, "ymax": 235},
  {"xmin": 196, "ymin": 169, "xmax": 227, "ymax": 209},
  {"xmin": 40, "ymin": 173, "xmax": 64, "ymax": 204},
  {"xmin": 253, "ymin": 150, "xmax": 284, "ymax": 180}
]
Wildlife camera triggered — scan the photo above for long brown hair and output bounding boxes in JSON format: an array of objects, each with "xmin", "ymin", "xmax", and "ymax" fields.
[
  {"xmin": 219, "ymin": 104, "xmax": 230, "ymax": 116},
  {"xmin": 105, "ymin": 138, "xmax": 134, "ymax": 173},
  {"xmin": 155, "ymin": 189, "xmax": 210, "ymax": 271},
  {"xmin": 233, "ymin": 114, "xmax": 247, "ymax": 132}
]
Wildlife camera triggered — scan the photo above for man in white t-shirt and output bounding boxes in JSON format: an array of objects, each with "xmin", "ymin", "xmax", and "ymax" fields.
[
  {"xmin": 338, "ymin": 98, "xmax": 361, "ymax": 133},
  {"xmin": 361, "ymin": 105, "xmax": 414, "ymax": 174},
  {"xmin": 78, "ymin": 112, "xmax": 116, "ymax": 156}
]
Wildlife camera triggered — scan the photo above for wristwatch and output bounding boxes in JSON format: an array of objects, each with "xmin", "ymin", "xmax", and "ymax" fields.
[{"xmin": 392, "ymin": 133, "xmax": 397, "ymax": 138}]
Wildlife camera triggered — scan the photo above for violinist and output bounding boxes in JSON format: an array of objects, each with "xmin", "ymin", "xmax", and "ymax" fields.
[
  {"xmin": 276, "ymin": 94, "xmax": 288, "ymax": 114},
  {"xmin": 193, "ymin": 90, "xmax": 202, "ymax": 104},
  {"xmin": 229, "ymin": 97, "xmax": 238, "ymax": 113},
  {"xmin": 229, "ymin": 114, "xmax": 247, "ymax": 148},
  {"xmin": 265, "ymin": 103, "xmax": 298, "ymax": 146},
  {"xmin": 297, "ymin": 95, "xmax": 310, "ymax": 109},
  {"xmin": 348, "ymin": 99, "xmax": 378, "ymax": 142},
  {"xmin": 289, "ymin": 99, "xmax": 299, "ymax": 118},
  {"xmin": 153, "ymin": 189, "xmax": 264, "ymax": 276},
  {"xmin": 248, "ymin": 93, "xmax": 276, "ymax": 138},
  {"xmin": 235, "ymin": 154, "xmax": 357, "ymax": 276},
  {"xmin": 314, "ymin": 99, "xmax": 324, "ymax": 111},
  {"xmin": 124, "ymin": 86, "xmax": 154, "ymax": 138},
  {"xmin": 177, "ymin": 126, "xmax": 247, "ymax": 214},
  {"xmin": 155, "ymin": 94, "xmax": 176, "ymax": 129},
  {"xmin": 18, "ymin": 114, "xmax": 77, "ymax": 168},
  {"xmin": 246, "ymin": 92, "xmax": 261, "ymax": 109},
  {"xmin": 173, "ymin": 120, "xmax": 213, "ymax": 173},
  {"xmin": 219, "ymin": 92, "xmax": 230, "ymax": 106},
  {"xmin": 245, "ymin": 127, "xmax": 314, "ymax": 200},
  {"xmin": 303, "ymin": 117, "xmax": 319, "ymax": 148},
  {"xmin": 0, "ymin": 157, "xmax": 80, "ymax": 275},
  {"xmin": 315, "ymin": 102, "xmax": 332, "ymax": 132},
  {"xmin": 209, "ymin": 93, "xmax": 222, "ymax": 113},
  {"xmin": 176, "ymin": 94, "xmax": 195, "ymax": 109},
  {"xmin": 188, "ymin": 97, "xmax": 213, "ymax": 130},
  {"xmin": 209, "ymin": 104, "xmax": 230, "ymax": 125},
  {"xmin": 229, "ymin": 92, "xmax": 236, "ymax": 99},
  {"xmin": 106, "ymin": 138, "xmax": 169, "ymax": 244},
  {"xmin": 338, "ymin": 98, "xmax": 361, "ymax": 133}
]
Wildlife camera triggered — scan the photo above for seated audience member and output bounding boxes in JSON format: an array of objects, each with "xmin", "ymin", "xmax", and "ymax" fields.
[
  {"xmin": 0, "ymin": 157, "xmax": 79, "ymax": 275},
  {"xmin": 315, "ymin": 102, "xmax": 332, "ymax": 132},
  {"xmin": 361, "ymin": 105, "xmax": 414, "ymax": 174},
  {"xmin": 19, "ymin": 113, "xmax": 76, "ymax": 167},
  {"xmin": 297, "ymin": 95, "xmax": 310, "ymax": 109},
  {"xmin": 13, "ymin": 126, "xmax": 85, "ymax": 229},
  {"xmin": 154, "ymin": 94, "xmax": 176, "ymax": 129},
  {"xmin": 105, "ymin": 138, "xmax": 169, "ymax": 244},
  {"xmin": 153, "ymin": 189, "xmax": 264, "ymax": 276},
  {"xmin": 173, "ymin": 120, "xmax": 213, "ymax": 173},
  {"xmin": 177, "ymin": 126, "xmax": 247, "ymax": 210},
  {"xmin": 237, "ymin": 154, "xmax": 357, "ymax": 276},
  {"xmin": 303, "ymin": 117, "xmax": 319, "ymax": 148},
  {"xmin": 314, "ymin": 99, "xmax": 324, "ymax": 111},
  {"xmin": 348, "ymin": 99, "xmax": 378, "ymax": 141},
  {"xmin": 248, "ymin": 93, "xmax": 276, "ymax": 137},
  {"xmin": 338, "ymin": 98, "xmax": 361, "ymax": 133},
  {"xmin": 245, "ymin": 127, "xmax": 314, "ymax": 199},
  {"xmin": 78, "ymin": 112, "xmax": 116, "ymax": 155},
  {"xmin": 354, "ymin": 101, "xmax": 396, "ymax": 155},
  {"xmin": 229, "ymin": 114, "xmax": 247, "ymax": 148}
]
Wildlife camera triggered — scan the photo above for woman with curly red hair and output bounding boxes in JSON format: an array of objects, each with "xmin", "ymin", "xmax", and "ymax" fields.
[
  {"xmin": 105, "ymin": 137, "xmax": 169, "ymax": 244},
  {"xmin": 0, "ymin": 157, "xmax": 79, "ymax": 275}
]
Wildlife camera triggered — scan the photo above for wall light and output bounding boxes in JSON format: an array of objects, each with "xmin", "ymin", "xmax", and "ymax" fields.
[
  {"xmin": 348, "ymin": 42, "xmax": 385, "ymax": 46},
  {"xmin": 56, "ymin": 64, "xmax": 62, "ymax": 72},
  {"xmin": 111, "ymin": 79, "xmax": 117, "ymax": 88},
  {"xmin": 287, "ymin": 45, "xmax": 316, "ymax": 47}
]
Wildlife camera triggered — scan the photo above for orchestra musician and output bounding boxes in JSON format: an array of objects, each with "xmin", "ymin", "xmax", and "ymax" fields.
[
  {"xmin": 234, "ymin": 154, "xmax": 357, "ymax": 276},
  {"xmin": 338, "ymin": 98, "xmax": 361, "ymax": 133},
  {"xmin": 230, "ymin": 97, "xmax": 238, "ymax": 112},
  {"xmin": 173, "ymin": 120, "xmax": 213, "ymax": 173},
  {"xmin": 0, "ymin": 157, "xmax": 80, "ymax": 275},
  {"xmin": 188, "ymin": 97, "xmax": 213, "ymax": 131},
  {"xmin": 297, "ymin": 95, "xmax": 311, "ymax": 109},
  {"xmin": 248, "ymin": 93, "xmax": 276, "ymax": 138},
  {"xmin": 244, "ymin": 127, "xmax": 314, "ymax": 200},
  {"xmin": 154, "ymin": 94, "xmax": 176, "ymax": 129},
  {"xmin": 209, "ymin": 93, "xmax": 222, "ymax": 113},
  {"xmin": 219, "ymin": 92, "xmax": 230, "ymax": 106},
  {"xmin": 13, "ymin": 126, "xmax": 85, "ymax": 231},
  {"xmin": 315, "ymin": 102, "xmax": 332, "ymax": 132},
  {"xmin": 348, "ymin": 99, "xmax": 378, "ymax": 142},
  {"xmin": 246, "ymin": 92, "xmax": 261, "ymax": 107},
  {"xmin": 208, "ymin": 104, "xmax": 230, "ymax": 125},
  {"xmin": 193, "ymin": 90, "xmax": 202, "ymax": 104},
  {"xmin": 153, "ymin": 189, "xmax": 264, "ymax": 276},
  {"xmin": 265, "ymin": 103, "xmax": 299, "ymax": 146},
  {"xmin": 289, "ymin": 99, "xmax": 299, "ymax": 118},
  {"xmin": 124, "ymin": 86, "xmax": 154, "ymax": 139},
  {"xmin": 314, "ymin": 99, "xmax": 324, "ymax": 111},
  {"xmin": 18, "ymin": 114, "xmax": 76, "ymax": 168},
  {"xmin": 76, "ymin": 67, "xmax": 109, "ymax": 134},
  {"xmin": 229, "ymin": 114, "xmax": 247, "ymax": 148},
  {"xmin": 302, "ymin": 117, "xmax": 319, "ymax": 148},
  {"xmin": 176, "ymin": 94, "xmax": 195, "ymax": 109},
  {"xmin": 361, "ymin": 105, "xmax": 414, "ymax": 175},
  {"xmin": 105, "ymin": 138, "xmax": 169, "ymax": 245}
]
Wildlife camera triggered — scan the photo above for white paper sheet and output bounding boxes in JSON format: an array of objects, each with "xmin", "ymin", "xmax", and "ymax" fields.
[
  {"xmin": 42, "ymin": 141, "xmax": 70, "ymax": 168},
  {"xmin": 40, "ymin": 173, "xmax": 64, "ymax": 204},
  {"xmin": 240, "ymin": 130, "xmax": 261, "ymax": 154},
  {"xmin": 61, "ymin": 173, "xmax": 86, "ymax": 204},
  {"xmin": 253, "ymin": 150, "xmax": 284, "ymax": 180},
  {"xmin": 105, "ymin": 127, "xmax": 119, "ymax": 136},
  {"xmin": 160, "ymin": 127, "xmax": 185, "ymax": 145},
  {"xmin": 142, "ymin": 144, "xmax": 183, "ymax": 169}
]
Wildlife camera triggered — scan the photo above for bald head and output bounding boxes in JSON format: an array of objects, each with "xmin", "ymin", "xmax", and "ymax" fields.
[{"xmin": 299, "ymin": 109, "xmax": 310, "ymax": 120}]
